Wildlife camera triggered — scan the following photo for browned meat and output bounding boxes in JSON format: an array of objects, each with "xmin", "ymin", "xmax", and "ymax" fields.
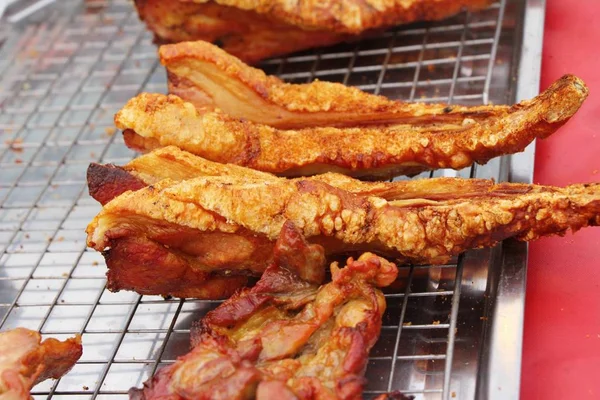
[
  {"xmin": 130, "ymin": 224, "xmax": 398, "ymax": 399},
  {"xmin": 134, "ymin": 0, "xmax": 349, "ymax": 64},
  {"xmin": 161, "ymin": 40, "xmax": 512, "ymax": 128},
  {"xmin": 86, "ymin": 170, "xmax": 600, "ymax": 299},
  {"xmin": 114, "ymin": 75, "xmax": 588, "ymax": 179},
  {"xmin": 134, "ymin": 0, "xmax": 494, "ymax": 63},
  {"xmin": 186, "ymin": 0, "xmax": 494, "ymax": 35},
  {"xmin": 87, "ymin": 146, "xmax": 507, "ymax": 205},
  {"xmin": 0, "ymin": 328, "xmax": 82, "ymax": 400}
]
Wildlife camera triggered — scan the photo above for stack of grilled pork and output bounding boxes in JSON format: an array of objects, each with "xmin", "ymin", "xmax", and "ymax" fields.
[
  {"xmin": 83, "ymin": 40, "xmax": 598, "ymax": 400},
  {"xmin": 3, "ymin": 1, "xmax": 599, "ymax": 399}
]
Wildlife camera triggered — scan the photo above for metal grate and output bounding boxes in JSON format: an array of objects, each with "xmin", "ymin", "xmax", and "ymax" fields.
[{"xmin": 0, "ymin": 0, "xmax": 526, "ymax": 399}]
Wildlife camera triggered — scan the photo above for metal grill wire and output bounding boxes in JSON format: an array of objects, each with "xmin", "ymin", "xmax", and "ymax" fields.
[{"xmin": 0, "ymin": 0, "xmax": 508, "ymax": 399}]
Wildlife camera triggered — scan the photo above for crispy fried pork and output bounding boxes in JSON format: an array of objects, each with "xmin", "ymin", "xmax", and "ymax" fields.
[
  {"xmin": 186, "ymin": 0, "xmax": 494, "ymax": 35},
  {"xmin": 86, "ymin": 171, "xmax": 600, "ymax": 298},
  {"xmin": 161, "ymin": 40, "xmax": 512, "ymax": 128},
  {"xmin": 87, "ymin": 146, "xmax": 506, "ymax": 205},
  {"xmin": 115, "ymin": 75, "xmax": 587, "ymax": 179},
  {"xmin": 93, "ymin": 213, "xmax": 327, "ymax": 298},
  {"xmin": 134, "ymin": 0, "xmax": 493, "ymax": 63},
  {"xmin": 134, "ymin": 0, "xmax": 349, "ymax": 64},
  {"xmin": 0, "ymin": 328, "xmax": 82, "ymax": 400},
  {"xmin": 129, "ymin": 228, "xmax": 398, "ymax": 399}
]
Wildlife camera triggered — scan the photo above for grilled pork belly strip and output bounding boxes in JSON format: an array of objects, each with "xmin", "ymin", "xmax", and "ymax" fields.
[
  {"xmin": 134, "ymin": 0, "xmax": 349, "ymax": 64},
  {"xmin": 134, "ymin": 0, "xmax": 493, "ymax": 63},
  {"xmin": 0, "ymin": 328, "xmax": 82, "ymax": 400},
  {"xmin": 130, "ymin": 224, "xmax": 398, "ymax": 400},
  {"xmin": 185, "ymin": 0, "xmax": 493, "ymax": 35},
  {"xmin": 87, "ymin": 146, "xmax": 504, "ymax": 205},
  {"xmin": 103, "ymin": 220, "xmax": 326, "ymax": 298},
  {"xmin": 161, "ymin": 40, "xmax": 512, "ymax": 128},
  {"xmin": 87, "ymin": 172, "xmax": 600, "ymax": 298},
  {"xmin": 115, "ymin": 74, "xmax": 587, "ymax": 179}
]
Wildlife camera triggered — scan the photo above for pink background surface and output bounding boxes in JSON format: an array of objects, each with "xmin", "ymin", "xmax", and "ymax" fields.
[{"xmin": 521, "ymin": 0, "xmax": 600, "ymax": 398}]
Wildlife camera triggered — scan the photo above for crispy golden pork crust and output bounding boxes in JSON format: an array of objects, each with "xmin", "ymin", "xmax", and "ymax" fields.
[
  {"xmin": 185, "ymin": 0, "xmax": 494, "ymax": 34},
  {"xmin": 161, "ymin": 40, "xmax": 511, "ymax": 128},
  {"xmin": 0, "ymin": 328, "xmax": 82, "ymax": 400},
  {"xmin": 134, "ymin": 0, "xmax": 493, "ymax": 63},
  {"xmin": 129, "ymin": 236, "xmax": 398, "ymax": 400},
  {"xmin": 87, "ymin": 146, "xmax": 505, "ymax": 205},
  {"xmin": 134, "ymin": 0, "xmax": 348, "ymax": 64},
  {"xmin": 115, "ymin": 75, "xmax": 588, "ymax": 179},
  {"xmin": 86, "ymin": 172, "xmax": 600, "ymax": 298}
]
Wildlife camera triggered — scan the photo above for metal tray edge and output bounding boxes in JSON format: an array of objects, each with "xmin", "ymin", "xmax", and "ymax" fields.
[{"xmin": 477, "ymin": 1, "xmax": 546, "ymax": 398}]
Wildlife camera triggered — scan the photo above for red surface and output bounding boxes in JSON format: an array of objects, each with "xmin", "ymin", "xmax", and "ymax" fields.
[{"xmin": 521, "ymin": 0, "xmax": 600, "ymax": 399}]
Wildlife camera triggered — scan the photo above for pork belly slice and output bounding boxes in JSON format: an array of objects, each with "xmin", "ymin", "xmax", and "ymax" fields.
[
  {"xmin": 129, "ymin": 233, "xmax": 398, "ymax": 399},
  {"xmin": 91, "ymin": 213, "xmax": 326, "ymax": 298},
  {"xmin": 87, "ymin": 173, "xmax": 600, "ymax": 299},
  {"xmin": 134, "ymin": 0, "xmax": 349, "ymax": 64},
  {"xmin": 114, "ymin": 75, "xmax": 588, "ymax": 179},
  {"xmin": 161, "ymin": 39, "xmax": 512, "ymax": 128},
  {"xmin": 0, "ymin": 328, "xmax": 82, "ymax": 400},
  {"xmin": 87, "ymin": 146, "xmax": 504, "ymax": 205},
  {"xmin": 134, "ymin": 0, "xmax": 493, "ymax": 63},
  {"xmin": 162, "ymin": 0, "xmax": 494, "ymax": 35}
]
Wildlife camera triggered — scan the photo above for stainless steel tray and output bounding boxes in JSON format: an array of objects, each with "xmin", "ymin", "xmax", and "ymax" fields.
[{"xmin": 0, "ymin": 0, "xmax": 545, "ymax": 399}]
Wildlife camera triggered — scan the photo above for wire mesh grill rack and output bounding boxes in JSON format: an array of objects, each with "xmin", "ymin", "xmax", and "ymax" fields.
[{"xmin": 0, "ymin": 0, "xmax": 534, "ymax": 399}]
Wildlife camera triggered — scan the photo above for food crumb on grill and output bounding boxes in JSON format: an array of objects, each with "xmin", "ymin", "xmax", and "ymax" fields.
[
  {"xmin": 6, "ymin": 138, "xmax": 24, "ymax": 152},
  {"xmin": 432, "ymin": 320, "xmax": 440, "ymax": 325}
]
